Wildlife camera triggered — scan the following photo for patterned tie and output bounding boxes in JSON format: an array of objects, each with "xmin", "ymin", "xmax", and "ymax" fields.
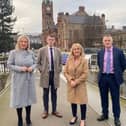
[
  {"xmin": 106, "ymin": 49, "xmax": 111, "ymax": 73},
  {"xmin": 50, "ymin": 47, "xmax": 54, "ymax": 71}
]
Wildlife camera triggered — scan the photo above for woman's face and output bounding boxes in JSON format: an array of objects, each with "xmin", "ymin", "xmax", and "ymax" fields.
[
  {"xmin": 19, "ymin": 37, "xmax": 28, "ymax": 49},
  {"xmin": 73, "ymin": 46, "xmax": 81, "ymax": 57}
]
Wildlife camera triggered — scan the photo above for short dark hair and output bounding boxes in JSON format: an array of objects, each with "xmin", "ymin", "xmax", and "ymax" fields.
[
  {"xmin": 102, "ymin": 34, "xmax": 113, "ymax": 42},
  {"xmin": 47, "ymin": 32, "xmax": 56, "ymax": 38},
  {"xmin": 103, "ymin": 34, "xmax": 112, "ymax": 38}
]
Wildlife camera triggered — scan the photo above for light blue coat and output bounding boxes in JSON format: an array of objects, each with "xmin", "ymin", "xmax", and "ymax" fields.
[{"xmin": 7, "ymin": 50, "xmax": 37, "ymax": 108}]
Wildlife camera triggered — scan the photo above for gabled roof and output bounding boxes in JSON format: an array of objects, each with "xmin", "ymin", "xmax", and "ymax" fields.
[
  {"xmin": 67, "ymin": 15, "xmax": 102, "ymax": 25},
  {"xmin": 43, "ymin": 0, "xmax": 52, "ymax": 4}
]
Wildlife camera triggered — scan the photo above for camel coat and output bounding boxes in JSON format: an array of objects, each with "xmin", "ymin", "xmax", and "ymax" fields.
[{"xmin": 64, "ymin": 56, "xmax": 88, "ymax": 104}]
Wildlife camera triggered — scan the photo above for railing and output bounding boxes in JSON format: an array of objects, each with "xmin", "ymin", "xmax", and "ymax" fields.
[
  {"xmin": 88, "ymin": 70, "xmax": 126, "ymax": 100},
  {"xmin": 0, "ymin": 60, "xmax": 9, "ymax": 73},
  {"xmin": 0, "ymin": 57, "xmax": 9, "ymax": 92}
]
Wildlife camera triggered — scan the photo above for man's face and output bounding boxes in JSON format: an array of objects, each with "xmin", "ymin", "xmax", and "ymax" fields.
[
  {"xmin": 46, "ymin": 36, "xmax": 55, "ymax": 47},
  {"xmin": 103, "ymin": 36, "xmax": 113, "ymax": 48}
]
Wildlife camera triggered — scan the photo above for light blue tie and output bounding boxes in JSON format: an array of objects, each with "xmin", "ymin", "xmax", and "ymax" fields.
[{"xmin": 106, "ymin": 49, "xmax": 111, "ymax": 73}]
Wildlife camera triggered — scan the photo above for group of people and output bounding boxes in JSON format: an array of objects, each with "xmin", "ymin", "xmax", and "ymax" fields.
[{"xmin": 7, "ymin": 33, "xmax": 126, "ymax": 126}]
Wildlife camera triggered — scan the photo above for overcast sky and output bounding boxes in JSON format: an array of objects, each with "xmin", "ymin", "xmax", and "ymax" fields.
[{"xmin": 13, "ymin": 0, "xmax": 126, "ymax": 34}]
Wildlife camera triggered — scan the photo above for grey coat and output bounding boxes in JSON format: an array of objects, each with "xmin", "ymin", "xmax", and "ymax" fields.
[
  {"xmin": 7, "ymin": 50, "xmax": 37, "ymax": 108},
  {"xmin": 37, "ymin": 46, "xmax": 62, "ymax": 88}
]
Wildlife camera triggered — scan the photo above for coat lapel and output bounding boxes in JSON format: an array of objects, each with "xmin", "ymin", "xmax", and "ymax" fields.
[
  {"xmin": 45, "ymin": 46, "xmax": 49, "ymax": 63},
  {"xmin": 113, "ymin": 47, "xmax": 116, "ymax": 69},
  {"xmin": 101, "ymin": 49, "xmax": 105, "ymax": 71},
  {"xmin": 69, "ymin": 57, "xmax": 82, "ymax": 71},
  {"xmin": 53, "ymin": 47, "xmax": 56, "ymax": 62},
  {"xmin": 46, "ymin": 46, "xmax": 56, "ymax": 69},
  {"xmin": 75, "ymin": 57, "xmax": 82, "ymax": 69}
]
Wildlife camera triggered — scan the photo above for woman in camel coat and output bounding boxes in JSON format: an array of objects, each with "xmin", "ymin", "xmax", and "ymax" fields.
[{"xmin": 64, "ymin": 43, "xmax": 88, "ymax": 126}]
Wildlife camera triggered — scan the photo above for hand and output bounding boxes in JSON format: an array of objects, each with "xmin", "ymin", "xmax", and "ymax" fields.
[
  {"xmin": 27, "ymin": 67, "xmax": 33, "ymax": 72},
  {"xmin": 21, "ymin": 66, "xmax": 28, "ymax": 72},
  {"xmin": 70, "ymin": 80, "xmax": 76, "ymax": 88}
]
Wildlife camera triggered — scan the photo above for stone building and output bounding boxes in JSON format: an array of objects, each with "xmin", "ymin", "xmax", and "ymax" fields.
[
  {"xmin": 27, "ymin": 34, "xmax": 41, "ymax": 44},
  {"xmin": 41, "ymin": 0, "xmax": 106, "ymax": 49},
  {"xmin": 105, "ymin": 26, "xmax": 126, "ymax": 49},
  {"xmin": 42, "ymin": 0, "xmax": 57, "ymax": 45},
  {"xmin": 57, "ymin": 6, "xmax": 106, "ymax": 50}
]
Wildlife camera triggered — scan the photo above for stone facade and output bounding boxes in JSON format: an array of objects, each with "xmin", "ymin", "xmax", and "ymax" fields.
[
  {"xmin": 105, "ymin": 26, "xmax": 126, "ymax": 49},
  {"xmin": 57, "ymin": 6, "xmax": 106, "ymax": 50},
  {"xmin": 27, "ymin": 34, "xmax": 41, "ymax": 44},
  {"xmin": 41, "ymin": 1, "xmax": 106, "ymax": 49},
  {"xmin": 42, "ymin": 0, "xmax": 56, "ymax": 45}
]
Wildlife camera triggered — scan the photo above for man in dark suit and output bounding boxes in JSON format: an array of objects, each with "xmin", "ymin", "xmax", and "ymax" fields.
[
  {"xmin": 97, "ymin": 34, "xmax": 126, "ymax": 126},
  {"xmin": 37, "ymin": 33, "xmax": 62, "ymax": 119}
]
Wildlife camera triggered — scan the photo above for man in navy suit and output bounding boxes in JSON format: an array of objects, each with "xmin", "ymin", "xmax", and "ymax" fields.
[{"xmin": 97, "ymin": 34, "xmax": 126, "ymax": 126}]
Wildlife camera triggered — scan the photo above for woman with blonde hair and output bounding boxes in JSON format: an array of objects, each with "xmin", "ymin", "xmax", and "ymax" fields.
[
  {"xmin": 7, "ymin": 35, "xmax": 36, "ymax": 126},
  {"xmin": 64, "ymin": 43, "xmax": 88, "ymax": 126}
]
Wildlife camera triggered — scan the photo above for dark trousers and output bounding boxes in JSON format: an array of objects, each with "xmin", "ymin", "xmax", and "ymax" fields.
[
  {"xmin": 99, "ymin": 74, "xmax": 120, "ymax": 119},
  {"xmin": 43, "ymin": 71, "xmax": 57, "ymax": 113},
  {"xmin": 71, "ymin": 103, "xmax": 87, "ymax": 120}
]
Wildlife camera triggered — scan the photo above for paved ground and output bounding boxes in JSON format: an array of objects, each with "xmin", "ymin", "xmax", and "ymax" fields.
[{"xmin": 0, "ymin": 72, "xmax": 120, "ymax": 126}]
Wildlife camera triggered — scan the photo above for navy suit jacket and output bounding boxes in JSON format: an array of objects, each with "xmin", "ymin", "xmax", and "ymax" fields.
[{"xmin": 97, "ymin": 47, "xmax": 126, "ymax": 85}]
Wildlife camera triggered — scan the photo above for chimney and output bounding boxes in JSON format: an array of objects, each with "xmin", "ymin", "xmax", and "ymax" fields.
[
  {"xmin": 123, "ymin": 26, "xmax": 126, "ymax": 30},
  {"xmin": 65, "ymin": 12, "xmax": 69, "ymax": 16},
  {"xmin": 111, "ymin": 25, "xmax": 115, "ymax": 30},
  {"xmin": 101, "ymin": 13, "xmax": 105, "ymax": 18},
  {"xmin": 101, "ymin": 13, "xmax": 105, "ymax": 24},
  {"xmin": 79, "ymin": 6, "xmax": 85, "ymax": 12},
  {"xmin": 58, "ymin": 12, "xmax": 64, "ymax": 16}
]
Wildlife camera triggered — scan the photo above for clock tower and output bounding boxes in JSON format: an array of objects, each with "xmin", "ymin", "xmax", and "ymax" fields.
[
  {"xmin": 42, "ymin": 0, "xmax": 54, "ymax": 31},
  {"xmin": 42, "ymin": 0, "xmax": 55, "ymax": 44}
]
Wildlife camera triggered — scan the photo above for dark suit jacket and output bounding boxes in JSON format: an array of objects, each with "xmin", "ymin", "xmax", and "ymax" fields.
[{"xmin": 97, "ymin": 47, "xmax": 126, "ymax": 85}]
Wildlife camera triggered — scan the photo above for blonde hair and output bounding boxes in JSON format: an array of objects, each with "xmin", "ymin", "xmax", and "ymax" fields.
[
  {"xmin": 69, "ymin": 43, "xmax": 85, "ymax": 57},
  {"xmin": 15, "ymin": 35, "xmax": 30, "ymax": 50}
]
